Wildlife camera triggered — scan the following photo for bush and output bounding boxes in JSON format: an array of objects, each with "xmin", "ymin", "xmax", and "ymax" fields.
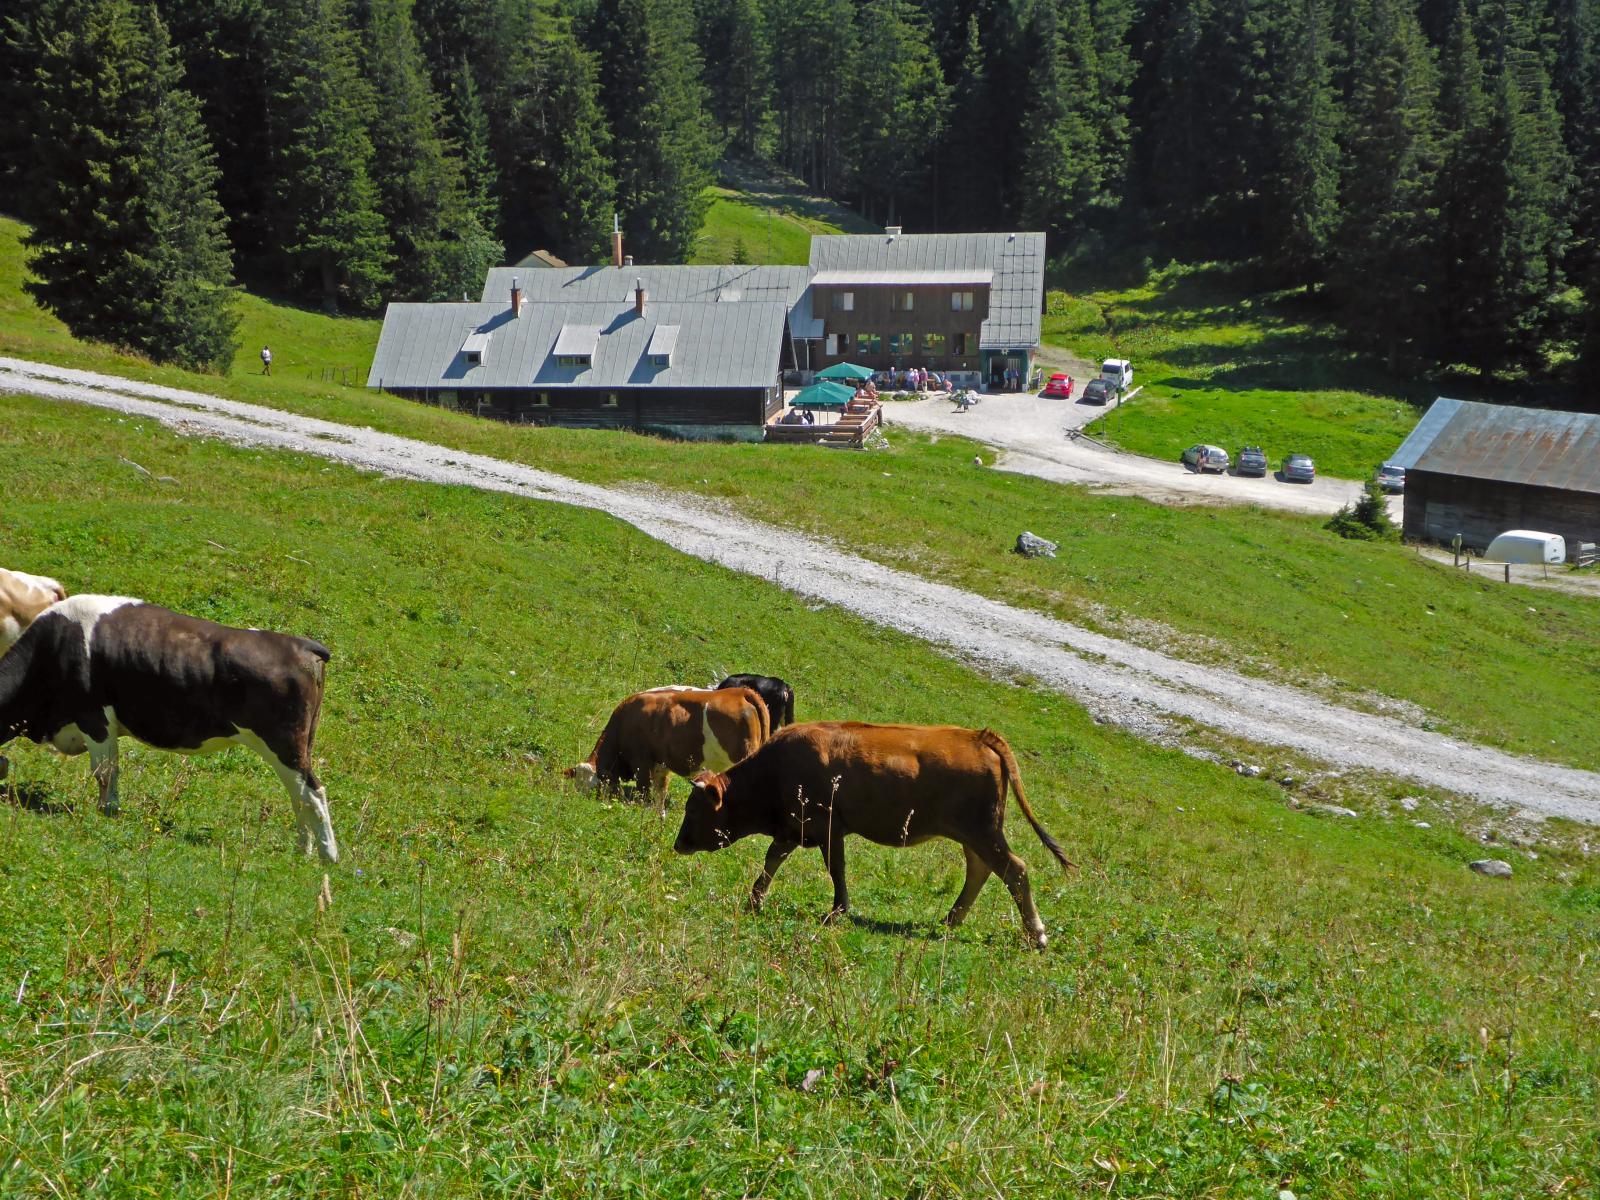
[{"xmin": 1327, "ymin": 477, "xmax": 1399, "ymax": 541}]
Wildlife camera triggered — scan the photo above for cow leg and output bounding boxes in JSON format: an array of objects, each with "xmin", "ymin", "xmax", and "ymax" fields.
[
  {"xmin": 747, "ymin": 837, "xmax": 798, "ymax": 912},
  {"xmin": 943, "ymin": 845, "xmax": 993, "ymax": 928},
  {"xmin": 650, "ymin": 764, "xmax": 671, "ymax": 812},
  {"xmin": 88, "ymin": 735, "xmax": 120, "ymax": 815},
  {"xmin": 980, "ymin": 840, "xmax": 1048, "ymax": 949},
  {"xmin": 820, "ymin": 830, "xmax": 849, "ymax": 921},
  {"xmin": 296, "ymin": 768, "xmax": 339, "ymax": 864},
  {"xmin": 243, "ymin": 735, "xmax": 339, "ymax": 863}
]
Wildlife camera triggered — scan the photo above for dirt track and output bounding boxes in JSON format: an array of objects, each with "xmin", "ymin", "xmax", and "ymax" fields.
[{"xmin": 4, "ymin": 354, "xmax": 1597, "ymax": 822}]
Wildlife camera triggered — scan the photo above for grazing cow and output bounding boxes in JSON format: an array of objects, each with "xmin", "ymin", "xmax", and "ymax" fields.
[
  {"xmin": 716, "ymin": 674, "xmax": 795, "ymax": 727},
  {"xmin": 674, "ymin": 722, "xmax": 1072, "ymax": 948},
  {"xmin": 1, "ymin": 568, "xmax": 67, "ymax": 655},
  {"xmin": 568, "ymin": 687, "xmax": 770, "ymax": 807},
  {"xmin": 0, "ymin": 596, "xmax": 339, "ymax": 862}
]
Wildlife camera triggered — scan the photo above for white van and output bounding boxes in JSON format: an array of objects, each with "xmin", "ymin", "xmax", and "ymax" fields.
[
  {"xmin": 1101, "ymin": 358, "xmax": 1133, "ymax": 391},
  {"xmin": 1483, "ymin": 530, "xmax": 1566, "ymax": 565}
]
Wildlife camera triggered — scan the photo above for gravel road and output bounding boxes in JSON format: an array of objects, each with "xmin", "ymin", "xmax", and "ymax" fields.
[
  {"xmin": 5, "ymin": 355, "xmax": 1596, "ymax": 822},
  {"xmin": 884, "ymin": 390, "xmax": 1390, "ymax": 517}
]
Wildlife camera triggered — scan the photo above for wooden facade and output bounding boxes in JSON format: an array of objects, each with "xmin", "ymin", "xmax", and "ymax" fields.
[
  {"xmin": 389, "ymin": 385, "xmax": 783, "ymax": 438},
  {"xmin": 811, "ymin": 284, "xmax": 989, "ymax": 376},
  {"xmin": 1403, "ymin": 469, "xmax": 1600, "ymax": 551}
]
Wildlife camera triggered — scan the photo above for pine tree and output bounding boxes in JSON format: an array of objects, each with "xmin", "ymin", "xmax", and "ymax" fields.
[
  {"xmin": 265, "ymin": 0, "xmax": 392, "ymax": 309},
  {"xmin": 1329, "ymin": 0, "xmax": 1439, "ymax": 369},
  {"xmin": 542, "ymin": 31, "xmax": 617, "ymax": 262},
  {"xmin": 844, "ymin": 0, "xmax": 950, "ymax": 227},
  {"xmin": 0, "ymin": 0, "xmax": 49, "ymax": 214},
  {"xmin": 697, "ymin": 0, "xmax": 774, "ymax": 157},
  {"xmin": 938, "ymin": 14, "xmax": 999, "ymax": 230},
  {"xmin": 23, "ymin": 0, "xmax": 239, "ymax": 371},
  {"xmin": 360, "ymin": 0, "xmax": 500, "ymax": 301},
  {"xmin": 768, "ymin": 0, "xmax": 856, "ymax": 195},
  {"xmin": 592, "ymin": 0, "xmax": 720, "ymax": 262},
  {"xmin": 445, "ymin": 59, "xmax": 501, "ymax": 234},
  {"xmin": 1015, "ymin": 0, "xmax": 1101, "ymax": 241},
  {"xmin": 1260, "ymin": 0, "xmax": 1340, "ymax": 286}
]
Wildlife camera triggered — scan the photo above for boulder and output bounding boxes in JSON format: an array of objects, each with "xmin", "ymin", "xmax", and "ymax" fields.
[
  {"xmin": 1469, "ymin": 859, "xmax": 1513, "ymax": 879},
  {"xmin": 1015, "ymin": 531, "xmax": 1058, "ymax": 558}
]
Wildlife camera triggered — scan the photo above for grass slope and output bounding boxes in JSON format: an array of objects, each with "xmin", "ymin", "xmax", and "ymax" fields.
[
  {"xmin": 693, "ymin": 161, "xmax": 879, "ymax": 265},
  {"xmin": 2, "ymin": 396, "xmax": 1596, "ymax": 1196},
  {"xmin": 1045, "ymin": 263, "xmax": 1421, "ymax": 479},
  {"xmin": 3, "ymin": 215, "xmax": 1598, "ymax": 773}
]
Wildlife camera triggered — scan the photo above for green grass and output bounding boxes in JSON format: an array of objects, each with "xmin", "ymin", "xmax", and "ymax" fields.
[
  {"xmin": 1044, "ymin": 262, "xmax": 1422, "ymax": 479},
  {"xmin": 2, "ymin": 396, "xmax": 1596, "ymax": 1196},
  {"xmin": 4, "ymin": 214, "xmax": 1599, "ymax": 776},
  {"xmin": 692, "ymin": 161, "xmax": 879, "ymax": 265}
]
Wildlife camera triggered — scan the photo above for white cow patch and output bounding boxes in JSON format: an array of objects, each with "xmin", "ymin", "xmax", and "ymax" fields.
[
  {"xmin": 7, "ymin": 571, "xmax": 65, "ymax": 600},
  {"xmin": 52, "ymin": 594, "xmax": 141, "ymax": 653},
  {"xmin": 699, "ymin": 707, "xmax": 736, "ymax": 773}
]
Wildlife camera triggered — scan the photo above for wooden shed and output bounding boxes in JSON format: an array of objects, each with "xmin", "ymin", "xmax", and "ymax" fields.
[{"xmin": 1390, "ymin": 398, "xmax": 1600, "ymax": 552}]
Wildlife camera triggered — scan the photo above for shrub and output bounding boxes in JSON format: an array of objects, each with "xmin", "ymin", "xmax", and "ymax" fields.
[{"xmin": 1327, "ymin": 477, "xmax": 1399, "ymax": 541}]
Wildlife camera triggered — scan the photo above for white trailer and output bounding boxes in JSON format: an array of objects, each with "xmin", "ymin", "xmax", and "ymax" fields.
[{"xmin": 1483, "ymin": 530, "xmax": 1566, "ymax": 565}]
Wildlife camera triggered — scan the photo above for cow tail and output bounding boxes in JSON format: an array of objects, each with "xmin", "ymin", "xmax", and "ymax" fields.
[
  {"xmin": 981, "ymin": 729, "xmax": 1074, "ymax": 872},
  {"xmin": 746, "ymin": 687, "xmax": 771, "ymax": 743},
  {"xmin": 303, "ymin": 644, "xmax": 329, "ymax": 752}
]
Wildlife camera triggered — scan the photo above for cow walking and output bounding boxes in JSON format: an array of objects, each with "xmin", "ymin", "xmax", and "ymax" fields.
[
  {"xmin": 569, "ymin": 687, "xmax": 770, "ymax": 808},
  {"xmin": 0, "ymin": 596, "xmax": 339, "ymax": 862},
  {"xmin": 674, "ymin": 722, "xmax": 1072, "ymax": 948}
]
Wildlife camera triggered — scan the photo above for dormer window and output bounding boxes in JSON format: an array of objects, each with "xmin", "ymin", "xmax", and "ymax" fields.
[
  {"xmin": 460, "ymin": 329, "xmax": 491, "ymax": 365},
  {"xmin": 646, "ymin": 323, "xmax": 679, "ymax": 368},
  {"xmin": 553, "ymin": 324, "xmax": 601, "ymax": 370}
]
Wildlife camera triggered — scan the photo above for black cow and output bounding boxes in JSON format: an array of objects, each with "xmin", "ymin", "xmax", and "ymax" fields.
[
  {"xmin": 0, "ymin": 596, "xmax": 339, "ymax": 861},
  {"xmin": 716, "ymin": 674, "xmax": 795, "ymax": 727}
]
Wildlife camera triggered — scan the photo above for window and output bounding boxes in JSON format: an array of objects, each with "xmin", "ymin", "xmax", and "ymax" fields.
[
  {"xmin": 651, "ymin": 354, "xmax": 670, "ymax": 367},
  {"xmin": 855, "ymin": 331, "xmax": 881, "ymax": 356},
  {"xmin": 891, "ymin": 291, "xmax": 915, "ymax": 312},
  {"xmin": 557, "ymin": 354, "xmax": 591, "ymax": 368},
  {"xmin": 531, "ymin": 392, "xmax": 549, "ymax": 407},
  {"xmin": 831, "ymin": 291, "xmax": 855, "ymax": 312},
  {"xmin": 889, "ymin": 332, "xmax": 917, "ymax": 356},
  {"xmin": 603, "ymin": 393, "xmax": 620, "ymax": 408},
  {"xmin": 922, "ymin": 332, "xmax": 946, "ymax": 355},
  {"xmin": 463, "ymin": 350, "xmax": 482, "ymax": 365},
  {"xmin": 951, "ymin": 291, "xmax": 975, "ymax": 312},
  {"xmin": 952, "ymin": 332, "xmax": 969, "ymax": 355},
  {"xmin": 825, "ymin": 333, "xmax": 840, "ymax": 355}
]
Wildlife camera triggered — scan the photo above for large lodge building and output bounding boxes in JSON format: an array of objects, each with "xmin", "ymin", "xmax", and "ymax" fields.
[{"xmin": 366, "ymin": 227, "xmax": 1046, "ymax": 440}]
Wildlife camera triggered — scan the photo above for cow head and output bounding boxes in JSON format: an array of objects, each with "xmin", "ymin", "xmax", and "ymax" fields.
[
  {"xmin": 674, "ymin": 773, "xmax": 730, "ymax": 854},
  {"xmin": 565, "ymin": 762, "xmax": 600, "ymax": 792},
  {"xmin": 0, "ymin": 569, "xmax": 68, "ymax": 656}
]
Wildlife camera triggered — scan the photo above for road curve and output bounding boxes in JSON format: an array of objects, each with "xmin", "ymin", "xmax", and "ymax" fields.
[{"xmin": 4, "ymin": 355, "xmax": 1596, "ymax": 822}]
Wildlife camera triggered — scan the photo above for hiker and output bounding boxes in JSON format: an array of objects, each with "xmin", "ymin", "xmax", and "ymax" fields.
[{"xmin": 261, "ymin": 346, "xmax": 272, "ymax": 376}]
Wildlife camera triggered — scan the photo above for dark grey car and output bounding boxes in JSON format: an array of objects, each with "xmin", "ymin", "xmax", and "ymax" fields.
[
  {"xmin": 1281, "ymin": 453, "xmax": 1316, "ymax": 483},
  {"xmin": 1235, "ymin": 445, "xmax": 1268, "ymax": 476}
]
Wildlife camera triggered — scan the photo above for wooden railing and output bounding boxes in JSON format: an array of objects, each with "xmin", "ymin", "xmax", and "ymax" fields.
[{"xmin": 765, "ymin": 399, "xmax": 882, "ymax": 449}]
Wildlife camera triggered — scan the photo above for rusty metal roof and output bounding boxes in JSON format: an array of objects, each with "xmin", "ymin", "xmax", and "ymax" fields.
[{"xmin": 1390, "ymin": 397, "xmax": 1600, "ymax": 495}]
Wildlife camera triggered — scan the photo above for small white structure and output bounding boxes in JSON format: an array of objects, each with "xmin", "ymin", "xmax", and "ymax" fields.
[{"xmin": 1483, "ymin": 530, "xmax": 1566, "ymax": 565}]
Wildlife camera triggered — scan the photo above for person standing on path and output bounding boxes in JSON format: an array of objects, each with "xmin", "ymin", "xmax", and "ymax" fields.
[{"xmin": 261, "ymin": 346, "xmax": 272, "ymax": 376}]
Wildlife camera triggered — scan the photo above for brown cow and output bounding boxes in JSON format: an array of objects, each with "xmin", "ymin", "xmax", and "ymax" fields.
[
  {"xmin": 1, "ymin": 568, "xmax": 67, "ymax": 655},
  {"xmin": 674, "ymin": 722, "xmax": 1072, "ymax": 948},
  {"xmin": 568, "ymin": 687, "xmax": 770, "ymax": 808}
]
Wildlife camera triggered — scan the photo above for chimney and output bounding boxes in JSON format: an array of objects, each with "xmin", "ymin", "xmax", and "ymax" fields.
[
  {"xmin": 623, "ymin": 255, "xmax": 634, "ymax": 267},
  {"xmin": 634, "ymin": 277, "xmax": 646, "ymax": 316},
  {"xmin": 886, "ymin": 224, "xmax": 902, "ymax": 239},
  {"xmin": 510, "ymin": 275, "xmax": 522, "ymax": 317},
  {"xmin": 612, "ymin": 213, "xmax": 624, "ymax": 268}
]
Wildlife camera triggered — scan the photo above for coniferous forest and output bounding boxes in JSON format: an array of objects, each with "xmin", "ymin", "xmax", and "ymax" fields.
[{"xmin": 3, "ymin": 0, "xmax": 1598, "ymax": 381}]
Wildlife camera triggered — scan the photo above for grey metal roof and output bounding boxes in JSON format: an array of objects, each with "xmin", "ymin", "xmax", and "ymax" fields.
[
  {"xmin": 810, "ymin": 268, "xmax": 995, "ymax": 286},
  {"xmin": 1393, "ymin": 397, "xmax": 1600, "ymax": 495},
  {"xmin": 646, "ymin": 324, "xmax": 680, "ymax": 359},
  {"xmin": 367, "ymin": 298, "xmax": 786, "ymax": 391},
  {"xmin": 808, "ymin": 231, "xmax": 1046, "ymax": 349}
]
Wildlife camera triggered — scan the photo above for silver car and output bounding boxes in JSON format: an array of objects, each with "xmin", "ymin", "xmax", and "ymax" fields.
[
  {"xmin": 1375, "ymin": 462, "xmax": 1406, "ymax": 492},
  {"xmin": 1281, "ymin": 453, "xmax": 1316, "ymax": 483},
  {"xmin": 1182, "ymin": 444, "xmax": 1230, "ymax": 474}
]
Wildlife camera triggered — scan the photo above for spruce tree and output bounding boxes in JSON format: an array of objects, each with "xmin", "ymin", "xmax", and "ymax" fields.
[
  {"xmin": 360, "ymin": 0, "xmax": 500, "ymax": 301},
  {"xmin": 542, "ymin": 31, "xmax": 617, "ymax": 262},
  {"xmin": 697, "ymin": 0, "xmax": 774, "ymax": 157},
  {"xmin": 0, "ymin": 0, "xmax": 49, "ymax": 215},
  {"xmin": 768, "ymin": 0, "xmax": 856, "ymax": 195},
  {"xmin": 24, "ymin": 0, "xmax": 239, "ymax": 371},
  {"xmin": 265, "ymin": 0, "xmax": 392, "ymax": 309},
  {"xmin": 592, "ymin": 0, "xmax": 720, "ymax": 262},
  {"xmin": 1260, "ymin": 0, "xmax": 1339, "ymax": 287},
  {"xmin": 939, "ymin": 14, "xmax": 1000, "ymax": 229},
  {"xmin": 445, "ymin": 59, "xmax": 501, "ymax": 235},
  {"xmin": 1015, "ymin": 0, "xmax": 1101, "ymax": 241}
]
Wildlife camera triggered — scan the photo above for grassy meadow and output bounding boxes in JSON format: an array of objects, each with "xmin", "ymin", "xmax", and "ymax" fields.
[
  {"xmin": 692, "ymin": 162, "xmax": 879, "ymax": 265},
  {"xmin": 2, "ymin": 396, "xmax": 1597, "ymax": 1196},
  {"xmin": 1043, "ymin": 263, "xmax": 1421, "ymax": 480}
]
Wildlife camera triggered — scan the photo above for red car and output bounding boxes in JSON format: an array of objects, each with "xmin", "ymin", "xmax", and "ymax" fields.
[{"xmin": 1040, "ymin": 373, "xmax": 1074, "ymax": 399}]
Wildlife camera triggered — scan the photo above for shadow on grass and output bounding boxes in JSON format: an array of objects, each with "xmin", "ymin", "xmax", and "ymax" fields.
[
  {"xmin": 3, "ymin": 781, "xmax": 74, "ymax": 816},
  {"xmin": 844, "ymin": 912, "xmax": 949, "ymax": 941}
]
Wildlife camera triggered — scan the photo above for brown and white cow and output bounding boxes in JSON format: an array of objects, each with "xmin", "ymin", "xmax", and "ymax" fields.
[
  {"xmin": 0, "ymin": 568, "xmax": 67, "ymax": 655},
  {"xmin": 673, "ymin": 722, "xmax": 1073, "ymax": 948},
  {"xmin": 568, "ymin": 687, "xmax": 770, "ymax": 808},
  {"xmin": 0, "ymin": 595, "xmax": 339, "ymax": 861}
]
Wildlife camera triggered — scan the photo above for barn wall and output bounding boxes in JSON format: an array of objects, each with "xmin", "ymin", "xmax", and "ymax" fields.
[
  {"xmin": 1403, "ymin": 471, "xmax": 1600, "ymax": 550},
  {"xmin": 389, "ymin": 386, "xmax": 775, "ymax": 433}
]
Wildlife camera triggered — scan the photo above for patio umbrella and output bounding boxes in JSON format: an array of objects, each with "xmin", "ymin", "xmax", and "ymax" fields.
[
  {"xmin": 792, "ymin": 380, "xmax": 854, "ymax": 408},
  {"xmin": 815, "ymin": 362, "xmax": 874, "ymax": 382}
]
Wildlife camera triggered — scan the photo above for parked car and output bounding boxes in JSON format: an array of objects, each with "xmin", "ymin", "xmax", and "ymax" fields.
[
  {"xmin": 1040, "ymin": 372, "xmax": 1074, "ymax": 399},
  {"xmin": 1235, "ymin": 445, "xmax": 1268, "ymax": 477},
  {"xmin": 1281, "ymin": 453, "xmax": 1316, "ymax": 483},
  {"xmin": 1375, "ymin": 462, "xmax": 1406, "ymax": 492},
  {"xmin": 1081, "ymin": 378, "xmax": 1111, "ymax": 404},
  {"xmin": 1100, "ymin": 358, "xmax": 1133, "ymax": 391},
  {"xmin": 1182, "ymin": 444, "xmax": 1230, "ymax": 473}
]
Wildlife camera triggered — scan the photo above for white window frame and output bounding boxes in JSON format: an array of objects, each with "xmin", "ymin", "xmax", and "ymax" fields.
[
  {"xmin": 832, "ymin": 291, "xmax": 855, "ymax": 312},
  {"xmin": 951, "ymin": 291, "xmax": 975, "ymax": 312}
]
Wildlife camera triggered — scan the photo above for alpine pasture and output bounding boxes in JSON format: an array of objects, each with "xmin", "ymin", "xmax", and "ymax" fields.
[{"xmin": 2, "ymin": 396, "xmax": 1598, "ymax": 1196}]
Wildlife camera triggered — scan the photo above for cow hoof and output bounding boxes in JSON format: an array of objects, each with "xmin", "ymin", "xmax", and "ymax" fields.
[{"xmin": 1031, "ymin": 930, "xmax": 1048, "ymax": 950}]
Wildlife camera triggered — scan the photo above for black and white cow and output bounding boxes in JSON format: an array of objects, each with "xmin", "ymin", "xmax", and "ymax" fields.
[
  {"xmin": 0, "ymin": 596, "xmax": 339, "ymax": 861},
  {"xmin": 716, "ymin": 674, "xmax": 796, "ymax": 727}
]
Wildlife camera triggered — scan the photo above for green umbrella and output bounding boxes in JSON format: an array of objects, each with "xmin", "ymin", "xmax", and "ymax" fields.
[
  {"xmin": 792, "ymin": 380, "xmax": 855, "ymax": 408},
  {"xmin": 815, "ymin": 362, "xmax": 874, "ymax": 382}
]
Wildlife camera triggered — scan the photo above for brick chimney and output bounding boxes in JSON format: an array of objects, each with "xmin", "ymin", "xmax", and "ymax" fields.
[
  {"xmin": 634, "ymin": 277, "xmax": 646, "ymax": 316},
  {"xmin": 612, "ymin": 214, "xmax": 624, "ymax": 268},
  {"xmin": 510, "ymin": 275, "xmax": 522, "ymax": 317}
]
